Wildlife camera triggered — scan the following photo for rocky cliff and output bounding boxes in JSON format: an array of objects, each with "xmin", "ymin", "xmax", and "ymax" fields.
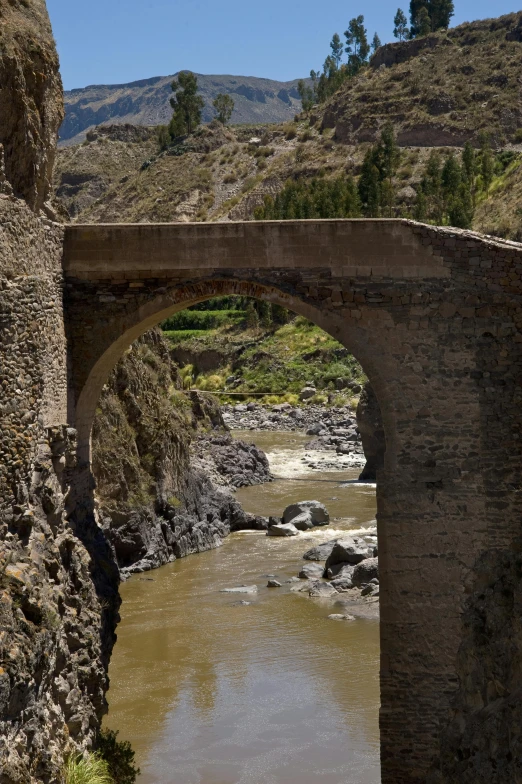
[
  {"xmin": 0, "ymin": 0, "xmax": 63, "ymax": 211},
  {"xmin": 0, "ymin": 197, "xmax": 119, "ymax": 783},
  {"xmin": 0, "ymin": 6, "xmax": 118, "ymax": 780},
  {"xmin": 92, "ymin": 330, "xmax": 270, "ymax": 577}
]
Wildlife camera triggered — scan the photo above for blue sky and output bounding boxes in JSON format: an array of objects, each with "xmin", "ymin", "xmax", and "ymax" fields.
[{"xmin": 47, "ymin": 0, "xmax": 520, "ymax": 91}]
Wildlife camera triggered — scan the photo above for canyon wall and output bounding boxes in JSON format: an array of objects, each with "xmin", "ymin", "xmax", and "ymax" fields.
[
  {"xmin": 0, "ymin": 6, "xmax": 118, "ymax": 780},
  {"xmin": 0, "ymin": 0, "xmax": 63, "ymax": 211},
  {"xmin": 0, "ymin": 196, "xmax": 120, "ymax": 782}
]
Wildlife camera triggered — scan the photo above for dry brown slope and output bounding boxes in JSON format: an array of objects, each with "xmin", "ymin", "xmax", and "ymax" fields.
[{"xmin": 320, "ymin": 12, "xmax": 522, "ymax": 148}]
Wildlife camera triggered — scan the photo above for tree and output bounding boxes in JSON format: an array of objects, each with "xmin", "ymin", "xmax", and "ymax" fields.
[
  {"xmin": 441, "ymin": 152, "xmax": 462, "ymax": 202},
  {"xmin": 410, "ymin": 0, "xmax": 453, "ymax": 35},
  {"xmin": 298, "ymin": 77, "xmax": 317, "ymax": 111},
  {"xmin": 379, "ymin": 123, "xmax": 401, "ymax": 215},
  {"xmin": 213, "ymin": 93, "xmax": 234, "ymax": 125},
  {"xmin": 429, "ymin": 0, "xmax": 454, "ymax": 30},
  {"xmin": 479, "ymin": 132, "xmax": 494, "ymax": 191},
  {"xmin": 462, "ymin": 141, "xmax": 477, "ymax": 205},
  {"xmin": 358, "ymin": 150, "xmax": 381, "ymax": 216},
  {"xmin": 169, "ymin": 71, "xmax": 205, "ymax": 136},
  {"xmin": 245, "ymin": 301, "xmax": 260, "ymax": 331},
  {"xmin": 420, "ymin": 150, "xmax": 444, "ymax": 223},
  {"xmin": 415, "ymin": 6, "xmax": 432, "ymax": 36},
  {"xmin": 344, "ymin": 16, "xmax": 370, "ymax": 73},
  {"xmin": 330, "ymin": 33, "xmax": 344, "ymax": 68},
  {"xmin": 393, "ymin": 8, "xmax": 409, "ymax": 40},
  {"xmin": 371, "ymin": 33, "xmax": 382, "ymax": 54}
]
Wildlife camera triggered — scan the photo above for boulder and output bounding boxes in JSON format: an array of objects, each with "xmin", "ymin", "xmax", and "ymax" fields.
[
  {"xmin": 266, "ymin": 522, "xmax": 299, "ymax": 537},
  {"xmin": 220, "ymin": 585, "xmax": 258, "ymax": 594},
  {"xmin": 300, "ymin": 386, "xmax": 316, "ymax": 401},
  {"xmin": 352, "ymin": 557, "xmax": 379, "ymax": 586},
  {"xmin": 298, "ymin": 562, "xmax": 325, "ymax": 580},
  {"xmin": 328, "ymin": 613, "xmax": 356, "ymax": 621},
  {"xmin": 302, "ymin": 539, "xmax": 339, "ymax": 561},
  {"xmin": 325, "ymin": 562, "xmax": 355, "ymax": 580},
  {"xmin": 267, "ymin": 579, "xmax": 282, "ymax": 587},
  {"xmin": 290, "ymin": 512, "xmax": 315, "ymax": 531},
  {"xmin": 330, "ymin": 574, "xmax": 354, "ymax": 591},
  {"xmin": 283, "ymin": 500, "xmax": 329, "ymax": 526},
  {"xmin": 309, "ymin": 581, "xmax": 338, "ymax": 598},
  {"xmin": 324, "ymin": 538, "xmax": 369, "ymax": 570}
]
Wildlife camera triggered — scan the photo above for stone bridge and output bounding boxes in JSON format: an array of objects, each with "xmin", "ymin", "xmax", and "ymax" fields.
[{"xmin": 62, "ymin": 218, "xmax": 522, "ymax": 784}]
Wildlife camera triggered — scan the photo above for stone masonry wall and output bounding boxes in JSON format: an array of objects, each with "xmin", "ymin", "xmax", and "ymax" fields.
[
  {"xmin": 63, "ymin": 219, "xmax": 522, "ymax": 784},
  {"xmin": 0, "ymin": 196, "xmax": 119, "ymax": 783}
]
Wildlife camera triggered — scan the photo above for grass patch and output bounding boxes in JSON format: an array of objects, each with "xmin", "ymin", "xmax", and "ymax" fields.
[{"xmin": 63, "ymin": 754, "xmax": 112, "ymax": 784}]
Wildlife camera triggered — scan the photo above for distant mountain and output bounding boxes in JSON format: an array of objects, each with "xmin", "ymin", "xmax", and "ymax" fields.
[{"xmin": 60, "ymin": 73, "xmax": 305, "ymax": 145}]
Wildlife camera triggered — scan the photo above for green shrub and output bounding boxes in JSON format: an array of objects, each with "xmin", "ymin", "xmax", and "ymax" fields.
[
  {"xmin": 97, "ymin": 729, "xmax": 140, "ymax": 784},
  {"xmin": 63, "ymin": 753, "xmax": 113, "ymax": 784},
  {"xmin": 513, "ymin": 128, "xmax": 522, "ymax": 143}
]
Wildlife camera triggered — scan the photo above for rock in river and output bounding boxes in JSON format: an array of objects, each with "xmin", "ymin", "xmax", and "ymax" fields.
[
  {"xmin": 220, "ymin": 585, "xmax": 258, "ymax": 594},
  {"xmin": 267, "ymin": 579, "xmax": 282, "ymax": 587},
  {"xmin": 283, "ymin": 500, "xmax": 330, "ymax": 527},
  {"xmin": 324, "ymin": 537, "xmax": 369, "ymax": 570},
  {"xmin": 302, "ymin": 539, "xmax": 339, "ymax": 561},
  {"xmin": 352, "ymin": 557, "xmax": 379, "ymax": 586},
  {"xmin": 328, "ymin": 613, "xmax": 356, "ymax": 621},
  {"xmin": 267, "ymin": 522, "xmax": 299, "ymax": 537},
  {"xmin": 298, "ymin": 562, "xmax": 325, "ymax": 580},
  {"xmin": 309, "ymin": 581, "xmax": 339, "ymax": 598}
]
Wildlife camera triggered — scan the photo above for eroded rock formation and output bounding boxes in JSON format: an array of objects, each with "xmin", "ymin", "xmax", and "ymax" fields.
[
  {"xmin": 92, "ymin": 330, "xmax": 270, "ymax": 576},
  {"xmin": 0, "ymin": 0, "xmax": 63, "ymax": 211}
]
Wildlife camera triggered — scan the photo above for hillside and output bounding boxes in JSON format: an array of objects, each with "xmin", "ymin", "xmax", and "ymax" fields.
[
  {"xmin": 61, "ymin": 73, "xmax": 305, "ymax": 146},
  {"xmin": 53, "ymin": 11, "xmax": 522, "ymax": 240},
  {"xmin": 320, "ymin": 12, "xmax": 522, "ymax": 147}
]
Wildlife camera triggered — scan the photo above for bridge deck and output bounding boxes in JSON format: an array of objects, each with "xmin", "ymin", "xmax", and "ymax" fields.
[{"xmin": 63, "ymin": 219, "xmax": 448, "ymax": 280}]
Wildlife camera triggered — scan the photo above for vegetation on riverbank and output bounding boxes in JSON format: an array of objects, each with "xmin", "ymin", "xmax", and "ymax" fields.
[{"xmin": 162, "ymin": 299, "xmax": 366, "ymax": 405}]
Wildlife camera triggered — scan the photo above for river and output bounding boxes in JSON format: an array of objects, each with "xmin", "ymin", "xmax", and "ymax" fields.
[{"xmin": 105, "ymin": 431, "xmax": 381, "ymax": 784}]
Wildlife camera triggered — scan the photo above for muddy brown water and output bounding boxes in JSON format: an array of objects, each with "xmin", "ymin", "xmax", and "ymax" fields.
[{"xmin": 105, "ymin": 431, "xmax": 381, "ymax": 784}]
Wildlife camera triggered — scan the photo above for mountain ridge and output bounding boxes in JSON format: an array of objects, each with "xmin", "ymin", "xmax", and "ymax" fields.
[{"xmin": 61, "ymin": 72, "xmax": 306, "ymax": 146}]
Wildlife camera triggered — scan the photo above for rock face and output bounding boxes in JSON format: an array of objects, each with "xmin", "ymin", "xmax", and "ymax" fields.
[
  {"xmin": 356, "ymin": 383, "xmax": 386, "ymax": 481},
  {"xmin": 92, "ymin": 331, "xmax": 270, "ymax": 575},
  {"xmin": 0, "ymin": 0, "xmax": 64, "ymax": 210}
]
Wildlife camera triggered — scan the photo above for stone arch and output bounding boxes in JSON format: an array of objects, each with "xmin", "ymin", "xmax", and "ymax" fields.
[
  {"xmin": 71, "ymin": 277, "xmax": 396, "ymax": 471},
  {"xmin": 63, "ymin": 218, "xmax": 522, "ymax": 784}
]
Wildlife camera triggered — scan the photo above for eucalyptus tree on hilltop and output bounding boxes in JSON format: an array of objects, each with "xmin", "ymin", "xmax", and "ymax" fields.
[
  {"xmin": 344, "ymin": 16, "xmax": 370, "ymax": 73},
  {"xmin": 409, "ymin": 0, "xmax": 454, "ymax": 35},
  {"xmin": 371, "ymin": 33, "xmax": 382, "ymax": 54},
  {"xmin": 429, "ymin": 0, "xmax": 454, "ymax": 30},
  {"xmin": 330, "ymin": 33, "xmax": 344, "ymax": 68},
  {"xmin": 213, "ymin": 93, "xmax": 235, "ymax": 125},
  {"xmin": 393, "ymin": 8, "xmax": 409, "ymax": 40},
  {"xmin": 169, "ymin": 71, "xmax": 205, "ymax": 136},
  {"xmin": 414, "ymin": 6, "xmax": 432, "ymax": 36}
]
